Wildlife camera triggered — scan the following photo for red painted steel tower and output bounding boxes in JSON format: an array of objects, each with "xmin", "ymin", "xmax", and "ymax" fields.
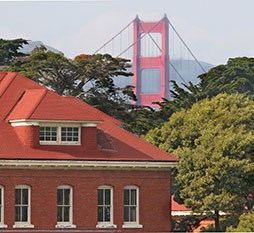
[{"xmin": 133, "ymin": 15, "xmax": 170, "ymax": 107}]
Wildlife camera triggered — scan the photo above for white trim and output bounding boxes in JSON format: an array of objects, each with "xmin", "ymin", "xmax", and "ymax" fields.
[
  {"xmin": 10, "ymin": 122, "xmax": 39, "ymax": 127},
  {"xmin": 9, "ymin": 119, "xmax": 102, "ymax": 127},
  {"xmin": 96, "ymin": 223, "xmax": 117, "ymax": 229},
  {"xmin": 97, "ymin": 185, "xmax": 115, "ymax": 228},
  {"xmin": 122, "ymin": 224, "xmax": 143, "ymax": 228},
  {"xmin": 39, "ymin": 126, "xmax": 81, "ymax": 145},
  {"xmin": 13, "ymin": 223, "xmax": 34, "ymax": 228},
  {"xmin": 171, "ymin": 210, "xmax": 193, "ymax": 216},
  {"xmin": 56, "ymin": 185, "xmax": 74, "ymax": 227},
  {"xmin": 14, "ymin": 185, "xmax": 33, "ymax": 227},
  {"xmin": 123, "ymin": 185, "xmax": 141, "ymax": 227},
  {"xmin": 55, "ymin": 224, "xmax": 76, "ymax": 228},
  {"xmin": 0, "ymin": 160, "xmax": 176, "ymax": 171}
]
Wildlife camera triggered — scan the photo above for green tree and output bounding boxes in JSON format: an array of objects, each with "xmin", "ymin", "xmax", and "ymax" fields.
[
  {"xmin": 227, "ymin": 212, "xmax": 254, "ymax": 232},
  {"xmin": 0, "ymin": 38, "xmax": 28, "ymax": 65},
  {"xmin": 6, "ymin": 48, "xmax": 135, "ymax": 122},
  {"xmin": 157, "ymin": 57, "xmax": 254, "ymax": 116},
  {"xmin": 144, "ymin": 93, "xmax": 254, "ymax": 231}
]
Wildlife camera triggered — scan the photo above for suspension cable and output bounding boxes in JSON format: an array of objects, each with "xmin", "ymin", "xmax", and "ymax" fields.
[
  {"xmin": 117, "ymin": 18, "xmax": 164, "ymax": 58},
  {"xmin": 140, "ymin": 24, "xmax": 188, "ymax": 85},
  {"xmin": 166, "ymin": 17, "xmax": 207, "ymax": 73},
  {"xmin": 93, "ymin": 19, "xmax": 134, "ymax": 54}
]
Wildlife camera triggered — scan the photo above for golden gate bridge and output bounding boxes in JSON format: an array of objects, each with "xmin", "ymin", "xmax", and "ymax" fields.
[{"xmin": 93, "ymin": 14, "xmax": 211, "ymax": 107}]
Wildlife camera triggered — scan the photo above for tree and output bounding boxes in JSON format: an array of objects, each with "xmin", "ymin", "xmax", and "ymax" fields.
[
  {"xmin": 157, "ymin": 57, "xmax": 254, "ymax": 116},
  {"xmin": 227, "ymin": 212, "xmax": 254, "ymax": 232},
  {"xmin": 74, "ymin": 53, "xmax": 135, "ymax": 121},
  {"xmin": 144, "ymin": 93, "xmax": 254, "ymax": 231},
  {"xmin": 0, "ymin": 38, "xmax": 28, "ymax": 65},
  {"xmin": 6, "ymin": 48, "xmax": 135, "ymax": 122}
]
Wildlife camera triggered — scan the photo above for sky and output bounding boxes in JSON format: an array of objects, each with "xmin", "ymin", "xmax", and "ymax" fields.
[{"xmin": 0, "ymin": 0, "xmax": 254, "ymax": 66}]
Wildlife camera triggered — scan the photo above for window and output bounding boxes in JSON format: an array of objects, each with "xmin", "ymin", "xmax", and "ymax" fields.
[
  {"xmin": 56, "ymin": 185, "xmax": 75, "ymax": 228},
  {"xmin": 61, "ymin": 127, "xmax": 79, "ymax": 142},
  {"xmin": 40, "ymin": 126, "xmax": 57, "ymax": 142},
  {"xmin": 97, "ymin": 185, "xmax": 116, "ymax": 228},
  {"xmin": 0, "ymin": 186, "xmax": 6, "ymax": 228},
  {"xmin": 123, "ymin": 186, "xmax": 142, "ymax": 228},
  {"xmin": 40, "ymin": 126, "xmax": 80, "ymax": 145},
  {"xmin": 14, "ymin": 185, "xmax": 33, "ymax": 228}
]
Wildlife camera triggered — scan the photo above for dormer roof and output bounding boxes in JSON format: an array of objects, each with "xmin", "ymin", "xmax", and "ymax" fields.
[{"xmin": 0, "ymin": 72, "xmax": 177, "ymax": 163}]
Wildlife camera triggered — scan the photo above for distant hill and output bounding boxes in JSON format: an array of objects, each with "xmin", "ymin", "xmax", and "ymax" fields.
[{"xmin": 19, "ymin": 41, "xmax": 61, "ymax": 54}]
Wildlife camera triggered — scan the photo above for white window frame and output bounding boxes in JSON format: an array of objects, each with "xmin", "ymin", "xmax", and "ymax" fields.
[
  {"xmin": 39, "ymin": 123, "xmax": 81, "ymax": 145},
  {"xmin": 96, "ymin": 185, "xmax": 116, "ymax": 229},
  {"xmin": 122, "ymin": 185, "xmax": 143, "ymax": 229},
  {"xmin": 0, "ymin": 186, "xmax": 7, "ymax": 228},
  {"xmin": 13, "ymin": 185, "xmax": 34, "ymax": 228},
  {"xmin": 55, "ymin": 185, "xmax": 76, "ymax": 229}
]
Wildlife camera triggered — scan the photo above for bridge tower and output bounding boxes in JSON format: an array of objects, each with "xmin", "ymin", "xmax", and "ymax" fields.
[{"xmin": 133, "ymin": 15, "xmax": 169, "ymax": 107}]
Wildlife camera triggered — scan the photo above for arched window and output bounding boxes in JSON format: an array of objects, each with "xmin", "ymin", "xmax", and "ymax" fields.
[
  {"xmin": 56, "ymin": 185, "xmax": 75, "ymax": 228},
  {"xmin": 14, "ymin": 185, "xmax": 34, "ymax": 228},
  {"xmin": 96, "ymin": 185, "xmax": 116, "ymax": 228},
  {"xmin": 123, "ymin": 185, "xmax": 142, "ymax": 228}
]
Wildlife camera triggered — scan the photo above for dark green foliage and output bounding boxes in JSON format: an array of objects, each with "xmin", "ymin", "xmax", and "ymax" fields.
[
  {"xmin": 6, "ymin": 48, "xmax": 136, "ymax": 122},
  {"xmin": 0, "ymin": 38, "xmax": 28, "ymax": 65},
  {"xmin": 159, "ymin": 57, "xmax": 254, "ymax": 115}
]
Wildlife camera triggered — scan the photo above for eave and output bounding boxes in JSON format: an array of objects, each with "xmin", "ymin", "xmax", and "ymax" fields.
[{"xmin": 0, "ymin": 159, "xmax": 177, "ymax": 171}]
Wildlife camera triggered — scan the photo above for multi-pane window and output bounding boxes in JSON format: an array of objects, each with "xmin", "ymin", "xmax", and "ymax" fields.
[
  {"xmin": 57, "ymin": 186, "xmax": 72, "ymax": 224},
  {"xmin": 15, "ymin": 186, "xmax": 30, "ymax": 223},
  {"xmin": 40, "ymin": 127, "xmax": 57, "ymax": 142},
  {"xmin": 124, "ymin": 186, "xmax": 139, "ymax": 223},
  {"xmin": 39, "ymin": 126, "xmax": 80, "ymax": 144},
  {"xmin": 98, "ymin": 186, "xmax": 113, "ymax": 224},
  {"xmin": 61, "ymin": 127, "xmax": 79, "ymax": 142}
]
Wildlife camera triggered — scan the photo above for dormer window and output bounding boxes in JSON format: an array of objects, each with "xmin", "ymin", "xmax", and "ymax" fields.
[
  {"xmin": 39, "ymin": 127, "xmax": 57, "ymax": 142},
  {"xmin": 39, "ymin": 125, "xmax": 80, "ymax": 145}
]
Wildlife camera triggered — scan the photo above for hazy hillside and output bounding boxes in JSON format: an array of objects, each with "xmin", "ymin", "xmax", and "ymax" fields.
[{"xmin": 19, "ymin": 41, "xmax": 61, "ymax": 54}]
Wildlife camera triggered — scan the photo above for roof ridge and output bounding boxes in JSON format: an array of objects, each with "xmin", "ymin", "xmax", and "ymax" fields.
[{"xmin": 0, "ymin": 72, "xmax": 17, "ymax": 98}]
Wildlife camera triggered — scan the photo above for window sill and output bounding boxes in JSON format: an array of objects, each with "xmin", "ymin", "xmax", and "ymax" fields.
[
  {"xmin": 13, "ymin": 223, "xmax": 34, "ymax": 228},
  {"xmin": 40, "ymin": 142, "xmax": 81, "ymax": 146},
  {"xmin": 55, "ymin": 223, "xmax": 76, "ymax": 228},
  {"xmin": 122, "ymin": 223, "xmax": 143, "ymax": 228},
  {"xmin": 0, "ymin": 224, "xmax": 7, "ymax": 228},
  {"xmin": 96, "ymin": 223, "xmax": 117, "ymax": 228}
]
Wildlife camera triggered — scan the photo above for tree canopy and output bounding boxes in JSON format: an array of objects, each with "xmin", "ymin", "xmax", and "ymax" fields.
[
  {"xmin": 157, "ymin": 57, "xmax": 254, "ymax": 117},
  {"xmin": 6, "ymin": 46, "xmax": 135, "ymax": 122},
  {"xmin": 227, "ymin": 212, "xmax": 254, "ymax": 232},
  {"xmin": 144, "ymin": 93, "xmax": 254, "ymax": 231},
  {"xmin": 0, "ymin": 38, "xmax": 28, "ymax": 65}
]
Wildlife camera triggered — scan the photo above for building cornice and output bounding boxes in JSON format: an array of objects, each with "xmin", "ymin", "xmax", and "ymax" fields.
[
  {"xmin": 9, "ymin": 119, "xmax": 102, "ymax": 127},
  {"xmin": 0, "ymin": 159, "xmax": 177, "ymax": 171}
]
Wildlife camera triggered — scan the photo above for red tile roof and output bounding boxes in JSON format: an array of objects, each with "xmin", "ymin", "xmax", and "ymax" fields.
[
  {"xmin": 0, "ymin": 72, "xmax": 177, "ymax": 162},
  {"xmin": 171, "ymin": 195, "xmax": 191, "ymax": 211}
]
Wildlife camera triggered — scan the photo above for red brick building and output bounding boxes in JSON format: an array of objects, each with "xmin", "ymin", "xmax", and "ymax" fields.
[{"xmin": 0, "ymin": 72, "xmax": 177, "ymax": 232}]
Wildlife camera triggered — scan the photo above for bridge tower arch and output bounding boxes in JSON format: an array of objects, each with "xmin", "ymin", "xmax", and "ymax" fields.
[{"xmin": 133, "ymin": 15, "xmax": 170, "ymax": 107}]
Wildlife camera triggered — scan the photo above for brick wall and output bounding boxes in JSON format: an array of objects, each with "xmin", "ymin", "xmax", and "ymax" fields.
[
  {"xmin": 0, "ymin": 168, "xmax": 172, "ymax": 232},
  {"xmin": 13, "ymin": 126, "xmax": 40, "ymax": 148}
]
